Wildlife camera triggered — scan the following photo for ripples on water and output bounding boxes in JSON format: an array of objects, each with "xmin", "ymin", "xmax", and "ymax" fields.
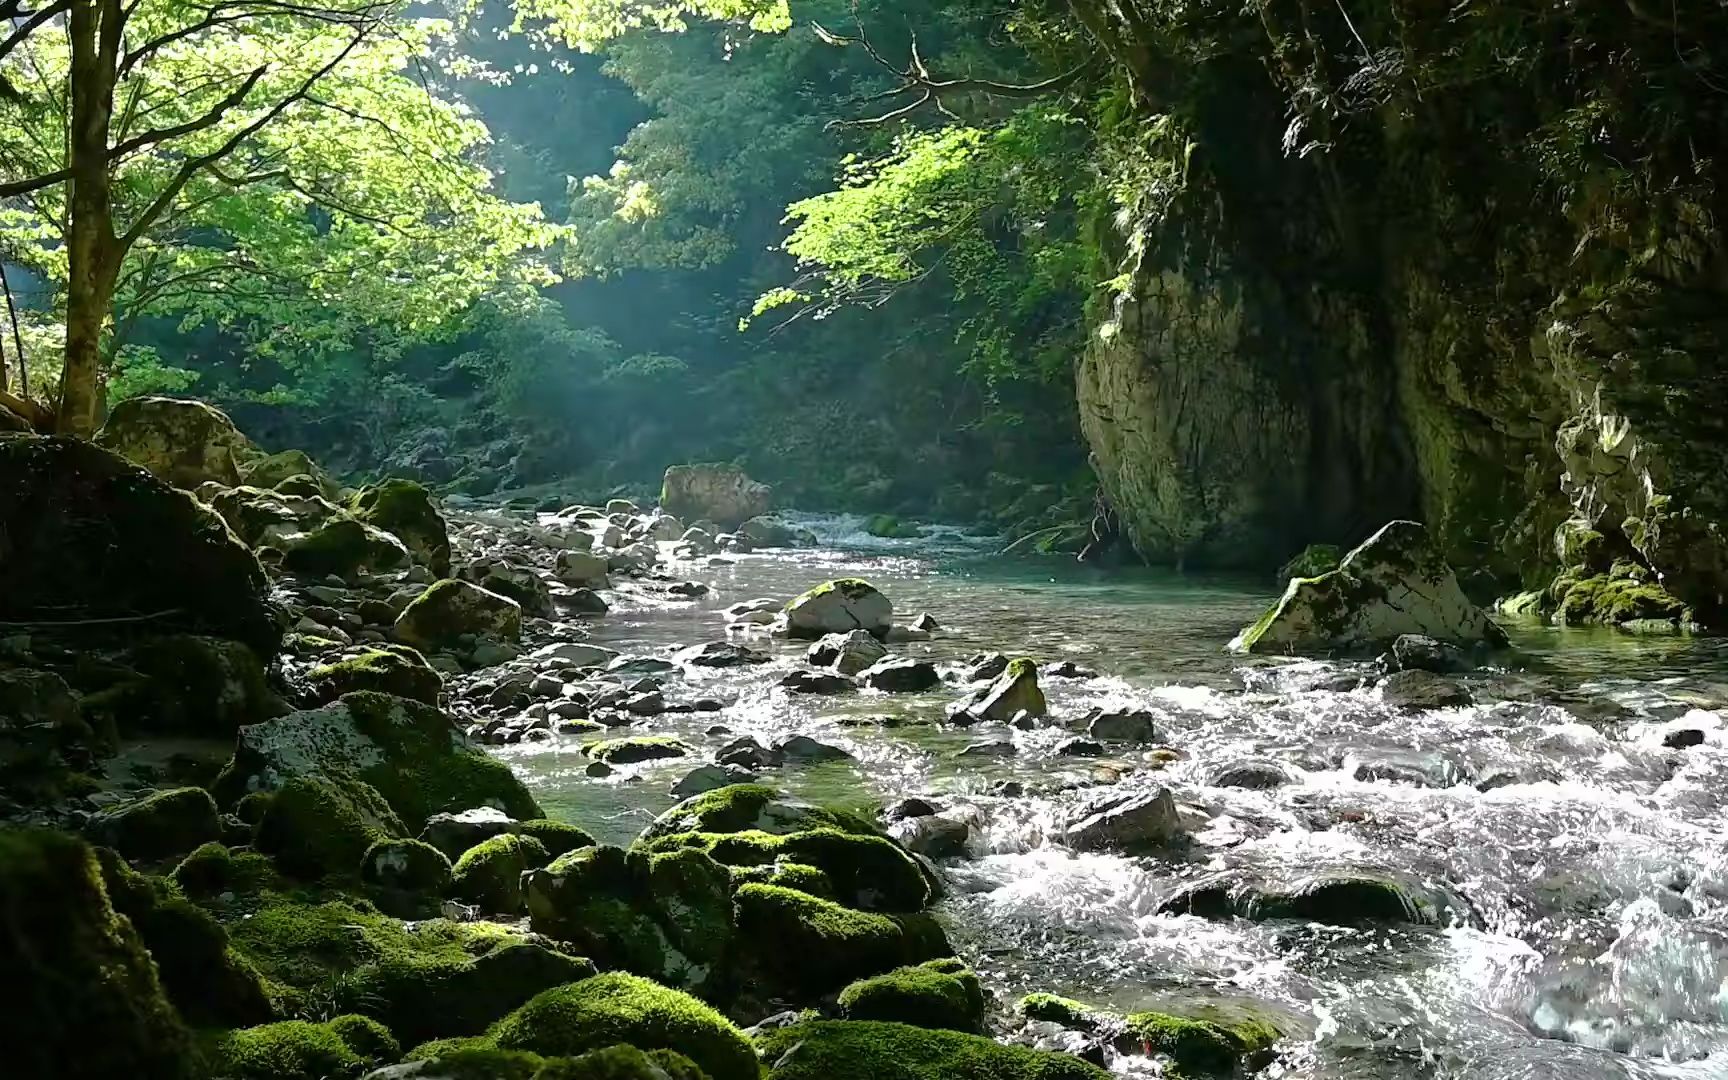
[{"xmin": 498, "ymin": 512, "xmax": 1728, "ymax": 1078}]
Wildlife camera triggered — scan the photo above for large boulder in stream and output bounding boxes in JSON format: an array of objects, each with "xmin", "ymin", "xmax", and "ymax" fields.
[
  {"xmin": 1230, "ymin": 520, "xmax": 1507, "ymax": 655},
  {"xmin": 393, "ymin": 579, "xmax": 522, "ymax": 650},
  {"xmin": 782, "ymin": 578, "xmax": 894, "ymax": 639},
  {"xmin": 0, "ymin": 435, "xmax": 281, "ymax": 654},
  {"xmin": 660, "ymin": 463, "xmax": 771, "ymax": 529},
  {"xmin": 94, "ymin": 395, "xmax": 261, "ymax": 489},
  {"xmin": 348, "ymin": 479, "xmax": 451, "ymax": 577}
]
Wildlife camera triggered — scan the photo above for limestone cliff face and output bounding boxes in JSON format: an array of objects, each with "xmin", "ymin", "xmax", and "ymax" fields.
[{"xmin": 1077, "ymin": 6, "xmax": 1728, "ymax": 618}]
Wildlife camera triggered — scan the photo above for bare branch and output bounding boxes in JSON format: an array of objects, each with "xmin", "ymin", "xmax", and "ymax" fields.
[{"xmin": 0, "ymin": 0, "xmax": 70, "ymax": 68}]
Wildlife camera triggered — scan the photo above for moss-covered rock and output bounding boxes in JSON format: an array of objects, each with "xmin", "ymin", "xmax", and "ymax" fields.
[
  {"xmin": 123, "ymin": 633, "xmax": 273, "ymax": 734},
  {"xmin": 782, "ymin": 578, "xmax": 893, "ymax": 639},
  {"xmin": 0, "ymin": 435, "xmax": 281, "ymax": 654},
  {"xmin": 254, "ymin": 774, "xmax": 405, "ymax": 879},
  {"xmin": 587, "ymin": 736, "xmax": 692, "ymax": 765},
  {"xmin": 637, "ymin": 784, "xmax": 874, "ymax": 844},
  {"xmin": 524, "ymin": 845, "xmax": 732, "ymax": 998},
  {"xmin": 1231, "ymin": 521, "xmax": 1507, "ymax": 654},
  {"xmin": 865, "ymin": 514, "xmax": 924, "ymax": 539},
  {"xmin": 282, "ymin": 517, "xmax": 411, "ymax": 578},
  {"xmin": 95, "ymin": 395, "xmax": 261, "ymax": 489},
  {"xmin": 1019, "ymin": 993, "xmax": 1282, "ymax": 1077},
  {"xmin": 639, "ymin": 828, "xmax": 928, "ymax": 912},
  {"xmin": 307, "ymin": 647, "xmax": 443, "ymax": 707},
  {"xmin": 732, "ymin": 884, "xmax": 937, "ymax": 997},
  {"xmin": 756, "ymin": 1020, "xmax": 1110, "ymax": 1080},
  {"xmin": 395, "ymin": 579, "xmax": 524, "ymax": 650},
  {"xmin": 513, "ymin": 819, "xmax": 598, "ymax": 858},
  {"xmin": 363, "ymin": 837, "xmax": 454, "ymax": 894},
  {"xmin": 209, "ymin": 1015, "xmax": 395, "ymax": 1078},
  {"xmin": 0, "ymin": 829, "xmax": 192, "ymax": 1079},
  {"xmin": 216, "ymin": 690, "xmax": 542, "ymax": 835},
  {"xmin": 240, "ymin": 449, "xmax": 337, "ymax": 498},
  {"xmin": 87, "ymin": 786, "xmax": 222, "ymax": 860},
  {"xmin": 350, "ymin": 479, "xmax": 452, "ymax": 578},
  {"xmin": 487, "ymin": 973, "xmax": 758, "ymax": 1080},
  {"xmin": 171, "ymin": 841, "xmax": 279, "ymax": 897},
  {"xmin": 1276, "ymin": 543, "xmax": 1343, "ymax": 583},
  {"xmin": 967, "ymin": 658, "xmax": 1046, "ymax": 723},
  {"xmin": 452, "ymin": 833, "xmax": 551, "ymax": 912},
  {"xmin": 838, "ymin": 961, "xmax": 984, "ymax": 1032},
  {"xmin": 0, "ymin": 668, "xmax": 96, "ymax": 800},
  {"xmin": 225, "ymin": 893, "xmax": 595, "ymax": 1046},
  {"xmin": 207, "ymin": 484, "xmax": 344, "ymax": 547},
  {"xmin": 1551, "ymin": 568, "xmax": 1693, "ymax": 626}
]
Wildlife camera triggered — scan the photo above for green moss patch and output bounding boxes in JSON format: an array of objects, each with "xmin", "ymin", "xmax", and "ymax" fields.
[
  {"xmin": 756, "ymin": 1020, "xmax": 1109, "ymax": 1080},
  {"xmin": 307, "ymin": 647, "xmax": 443, "ymax": 706},
  {"xmin": 838, "ymin": 961, "xmax": 984, "ymax": 1032},
  {"xmin": 452, "ymin": 832, "xmax": 551, "ymax": 913}
]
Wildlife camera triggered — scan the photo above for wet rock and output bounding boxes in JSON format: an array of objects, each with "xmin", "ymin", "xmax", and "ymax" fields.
[
  {"xmin": 1378, "ymin": 669, "xmax": 1473, "ymax": 709},
  {"xmin": 1206, "ymin": 758, "xmax": 1300, "ymax": 789},
  {"xmin": 1056, "ymin": 737, "xmax": 1107, "ymax": 757},
  {"xmin": 1063, "ymin": 788, "xmax": 1182, "ymax": 851},
  {"xmin": 1384, "ymin": 633, "xmax": 1471, "ymax": 674},
  {"xmin": 1351, "ymin": 753, "xmax": 1472, "ymax": 788},
  {"xmin": 884, "ymin": 625, "xmax": 932, "ymax": 643},
  {"xmin": 87, "ymin": 787, "xmax": 222, "ymax": 860},
  {"xmin": 0, "ymin": 436, "xmax": 281, "ymax": 654},
  {"xmin": 738, "ymin": 515, "xmax": 806, "ymax": 548},
  {"xmin": 1045, "ymin": 660, "xmax": 1096, "ymax": 679},
  {"xmin": 529, "ymin": 641, "xmax": 618, "ymax": 669},
  {"xmin": 1086, "ymin": 708, "xmax": 1158, "ymax": 743},
  {"xmin": 585, "ymin": 736, "xmax": 690, "ymax": 765},
  {"xmin": 774, "ymin": 735, "xmax": 853, "ymax": 762},
  {"xmin": 393, "ymin": 580, "xmax": 522, "ymax": 650},
  {"xmin": 1230, "ymin": 520, "xmax": 1508, "ymax": 654},
  {"xmin": 676, "ymin": 640, "xmax": 770, "ymax": 667},
  {"xmin": 1159, "ymin": 869, "xmax": 1473, "ymax": 928},
  {"xmin": 861, "ymin": 657, "xmax": 940, "ymax": 692},
  {"xmin": 807, "ymin": 629, "xmax": 888, "ymax": 675},
  {"xmin": 910, "ymin": 613, "xmax": 941, "ymax": 632},
  {"xmin": 781, "ymin": 669, "xmax": 856, "ymax": 695},
  {"xmin": 419, "ymin": 806, "xmax": 517, "ymax": 860},
  {"xmin": 623, "ymin": 691, "xmax": 668, "ymax": 716},
  {"xmin": 460, "ymin": 559, "xmax": 554, "ymax": 619},
  {"xmin": 608, "ymin": 656, "xmax": 677, "ymax": 676},
  {"xmin": 782, "ymin": 578, "xmax": 893, "ymax": 639},
  {"xmin": 964, "ymin": 658, "xmax": 1046, "ymax": 724},
  {"xmin": 585, "ymin": 760, "xmax": 614, "ymax": 777},
  {"xmin": 1664, "ymin": 728, "xmax": 1706, "ymax": 749},
  {"xmin": 661, "ymin": 463, "xmax": 771, "ymax": 529},
  {"xmin": 717, "ymin": 736, "xmax": 784, "ymax": 771},
  {"xmin": 894, "ymin": 815, "xmax": 972, "ymax": 859},
  {"xmin": 671, "ymin": 764, "xmax": 757, "ymax": 798},
  {"xmin": 94, "ymin": 394, "xmax": 259, "ymax": 489},
  {"xmin": 957, "ymin": 740, "xmax": 1016, "ymax": 759},
  {"xmin": 964, "ymin": 653, "xmax": 1009, "ymax": 682},
  {"xmin": 667, "ymin": 581, "xmax": 709, "ymax": 598},
  {"xmin": 885, "ymin": 797, "xmax": 941, "ymax": 821}
]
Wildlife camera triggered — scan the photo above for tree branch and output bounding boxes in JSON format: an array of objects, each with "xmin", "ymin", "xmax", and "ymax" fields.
[
  {"xmin": 107, "ymin": 65, "xmax": 268, "ymax": 161},
  {"xmin": 0, "ymin": 0, "xmax": 70, "ymax": 69}
]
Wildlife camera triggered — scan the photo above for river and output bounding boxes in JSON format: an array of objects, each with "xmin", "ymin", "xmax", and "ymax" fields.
[{"xmin": 492, "ymin": 513, "xmax": 1728, "ymax": 1079}]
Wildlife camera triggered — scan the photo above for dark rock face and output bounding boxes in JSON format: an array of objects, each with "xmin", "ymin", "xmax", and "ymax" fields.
[{"xmin": 0, "ymin": 436, "xmax": 280, "ymax": 654}]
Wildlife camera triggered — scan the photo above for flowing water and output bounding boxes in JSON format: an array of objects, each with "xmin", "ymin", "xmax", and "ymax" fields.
[{"xmin": 495, "ymin": 514, "xmax": 1728, "ymax": 1079}]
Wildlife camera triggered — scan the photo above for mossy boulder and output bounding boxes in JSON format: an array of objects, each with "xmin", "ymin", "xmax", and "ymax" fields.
[
  {"xmin": 350, "ymin": 479, "xmax": 452, "ymax": 578},
  {"xmin": 226, "ymin": 893, "xmax": 596, "ymax": 1046},
  {"xmin": 838, "ymin": 961, "xmax": 985, "ymax": 1032},
  {"xmin": 240, "ymin": 449, "xmax": 337, "ymax": 499},
  {"xmin": 637, "ymin": 784, "xmax": 875, "ymax": 845},
  {"xmin": 782, "ymin": 578, "xmax": 893, "ymax": 639},
  {"xmin": 452, "ymin": 832, "xmax": 551, "ymax": 912},
  {"xmin": 403, "ymin": 1043, "xmax": 711, "ymax": 1079},
  {"xmin": 639, "ymin": 828, "xmax": 928, "ymax": 912},
  {"xmin": 865, "ymin": 514, "xmax": 923, "ymax": 539},
  {"xmin": 587, "ymin": 736, "xmax": 692, "ymax": 765},
  {"xmin": 123, "ymin": 633, "xmax": 274, "ymax": 734},
  {"xmin": 255, "ymin": 774, "xmax": 406, "ymax": 879},
  {"xmin": 395, "ymin": 579, "xmax": 524, "ymax": 650},
  {"xmin": 0, "ymin": 829, "xmax": 192, "ymax": 1079},
  {"xmin": 513, "ymin": 819, "xmax": 598, "ymax": 858},
  {"xmin": 171, "ymin": 841, "xmax": 279, "ymax": 897},
  {"xmin": 207, "ymin": 484, "xmax": 344, "ymax": 547},
  {"xmin": 967, "ymin": 658, "xmax": 1046, "ymax": 723},
  {"xmin": 362, "ymin": 837, "xmax": 454, "ymax": 895},
  {"xmin": 282, "ymin": 517, "xmax": 411, "ymax": 578},
  {"xmin": 524, "ymin": 845, "xmax": 732, "ymax": 997},
  {"xmin": 307, "ymin": 647, "xmax": 443, "ymax": 707},
  {"xmin": 87, "ymin": 786, "xmax": 222, "ymax": 860},
  {"xmin": 661, "ymin": 463, "xmax": 771, "ymax": 531},
  {"xmin": 0, "ymin": 667, "xmax": 94, "ymax": 799},
  {"xmin": 216, "ymin": 691, "xmax": 542, "ymax": 834},
  {"xmin": 0, "ymin": 435, "xmax": 281, "ymax": 654},
  {"xmin": 1550, "ymin": 566, "xmax": 1693, "ymax": 626},
  {"xmin": 95, "ymin": 394, "xmax": 260, "ymax": 489},
  {"xmin": 1231, "ymin": 520, "xmax": 1507, "ymax": 654},
  {"xmin": 210, "ymin": 1015, "xmax": 397, "ymax": 1079},
  {"xmin": 1276, "ymin": 542, "xmax": 1343, "ymax": 583},
  {"xmin": 755, "ymin": 1020, "xmax": 1110, "ymax": 1080},
  {"xmin": 486, "ymin": 973, "xmax": 758, "ymax": 1080},
  {"xmin": 1020, "ymin": 993, "xmax": 1282, "ymax": 1077},
  {"xmin": 732, "ymin": 884, "xmax": 942, "ymax": 997}
]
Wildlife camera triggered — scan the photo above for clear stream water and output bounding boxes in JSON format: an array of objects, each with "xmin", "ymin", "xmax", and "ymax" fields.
[{"xmin": 493, "ymin": 514, "xmax": 1728, "ymax": 1080}]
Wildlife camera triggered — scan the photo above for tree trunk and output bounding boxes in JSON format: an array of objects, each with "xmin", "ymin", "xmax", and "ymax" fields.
[{"xmin": 59, "ymin": 0, "xmax": 121, "ymax": 437}]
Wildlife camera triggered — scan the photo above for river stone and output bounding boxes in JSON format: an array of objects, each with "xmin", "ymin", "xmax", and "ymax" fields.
[
  {"xmin": 1159, "ymin": 869, "xmax": 1473, "ymax": 928},
  {"xmin": 348, "ymin": 479, "xmax": 451, "ymax": 578},
  {"xmin": 1206, "ymin": 758, "xmax": 1300, "ymax": 789},
  {"xmin": 894, "ymin": 815, "xmax": 971, "ymax": 859},
  {"xmin": 554, "ymin": 550, "xmax": 610, "ymax": 588},
  {"xmin": 1377, "ymin": 669, "xmax": 1472, "ymax": 710},
  {"xmin": 1230, "ymin": 520, "xmax": 1508, "ymax": 654},
  {"xmin": 207, "ymin": 485, "xmax": 343, "ymax": 548},
  {"xmin": 419, "ymin": 807, "xmax": 518, "ymax": 860},
  {"xmin": 660, "ymin": 463, "xmax": 771, "ymax": 529},
  {"xmin": 808, "ymin": 629, "xmax": 888, "ymax": 675},
  {"xmin": 0, "ymin": 436, "xmax": 281, "ymax": 654},
  {"xmin": 670, "ymin": 764, "xmax": 757, "ymax": 798},
  {"xmin": 968, "ymin": 659, "xmax": 1046, "ymax": 723},
  {"xmin": 781, "ymin": 669, "xmax": 856, "ymax": 695},
  {"xmin": 717, "ymin": 736, "xmax": 784, "ymax": 771},
  {"xmin": 461, "ymin": 559, "xmax": 554, "ymax": 619},
  {"xmin": 676, "ymin": 640, "xmax": 770, "ymax": 668},
  {"xmin": 239, "ymin": 448, "xmax": 336, "ymax": 497},
  {"xmin": 528, "ymin": 641, "xmax": 618, "ymax": 668},
  {"xmin": 860, "ymin": 657, "xmax": 940, "ymax": 692},
  {"xmin": 1064, "ymin": 788, "xmax": 1182, "ymax": 851},
  {"xmin": 1384, "ymin": 633, "xmax": 1471, "ymax": 674},
  {"xmin": 774, "ymin": 735, "xmax": 853, "ymax": 762},
  {"xmin": 281, "ymin": 517, "xmax": 411, "ymax": 578},
  {"xmin": 1086, "ymin": 709, "xmax": 1157, "ymax": 743},
  {"xmin": 94, "ymin": 395, "xmax": 261, "ymax": 489},
  {"xmin": 87, "ymin": 787, "xmax": 222, "ymax": 860},
  {"xmin": 782, "ymin": 579, "xmax": 894, "ymax": 639},
  {"xmin": 394, "ymin": 580, "xmax": 522, "ymax": 650}
]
